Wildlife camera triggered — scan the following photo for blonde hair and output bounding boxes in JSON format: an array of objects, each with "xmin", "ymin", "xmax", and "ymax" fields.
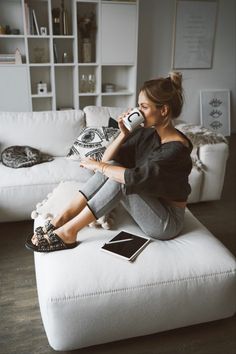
[{"xmin": 140, "ymin": 71, "xmax": 184, "ymax": 118}]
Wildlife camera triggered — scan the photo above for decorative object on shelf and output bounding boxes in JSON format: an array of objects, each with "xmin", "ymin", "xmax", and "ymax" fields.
[
  {"xmin": 61, "ymin": 0, "xmax": 69, "ymax": 35},
  {"xmin": 88, "ymin": 74, "xmax": 96, "ymax": 93},
  {"xmin": 25, "ymin": 3, "xmax": 40, "ymax": 35},
  {"xmin": 33, "ymin": 47, "xmax": 46, "ymax": 63},
  {"xmin": 78, "ymin": 12, "xmax": 96, "ymax": 63},
  {"xmin": 102, "ymin": 83, "xmax": 116, "ymax": 93},
  {"xmin": 32, "ymin": 9, "xmax": 40, "ymax": 35},
  {"xmin": 0, "ymin": 25, "xmax": 6, "ymax": 34},
  {"xmin": 200, "ymin": 89, "xmax": 231, "ymax": 136},
  {"xmin": 0, "ymin": 54, "xmax": 15, "ymax": 64},
  {"xmin": 52, "ymin": 8, "xmax": 61, "ymax": 35},
  {"xmin": 82, "ymin": 38, "xmax": 92, "ymax": 63},
  {"xmin": 62, "ymin": 52, "xmax": 68, "ymax": 63},
  {"xmin": 37, "ymin": 81, "xmax": 47, "ymax": 95},
  {"xmin": 53, "ymin": 43, "xmax": 58, "ymax": 63},
  {"xmin": 80, "ymin": 74, "xmax": 88, "ymax": 93},
  {"xmin": 11, "ymin": 29, "xmax": 20, "ymax": 35},
  {"xmin": 5, "ymin": 25, "xmax": 11, "ymax": 34},
  {"xmin": 80, "ymin": 73, "xmax": 95, "ymax": 93},
  {"xmin": 15, "ymin": 48, "xmax": 22, "ymax": 64},
  {"xmin": 40, "ymin": 27, "xmax": 47, "ymax": 36}
]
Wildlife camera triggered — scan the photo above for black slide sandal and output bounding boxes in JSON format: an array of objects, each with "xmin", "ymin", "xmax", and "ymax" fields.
[{"xmin": 25, "ymin": 232, "xmax": 78, "ymax": 253}]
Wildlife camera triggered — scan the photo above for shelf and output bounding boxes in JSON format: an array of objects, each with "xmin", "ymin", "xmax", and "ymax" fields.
[
  {"xmin": 101, "ymin": 90, "xmax": 133, "ymax": 96},
  {"xmin": 53, "ymin": 35, "xmax": 75, "ymax": 39},
  {"xmin": 0, "ymin": 0, "xmax": 138, "ymax": 112},
  {"xmin": 29, "ymin": 63, "xmax": 51, "ymax": 66},
  {"xmin": 102, "ymin": 1, "xmax": 137, "ymax": 4},
  {"xmin": 0, "ymin": 64, "xmax": 27, "ymax": 67},
  {"xmin": 0, "ymin": 35, "xmax": 25, "ymax": 38},
  {"xmin": 54, "ymin": 63, "xmax": 75, "ymax": 66},
  {"xmin": 27, "ymin": 35, "xmax": 50, "ymax": 39},
  {"xmin": 79, "ymin": 93, "xmax": 98, "ymax": 97},
  {"xmin": 78, "ymin": 63, "xmax": 98, "ymax": 66},
  {"xmin": 31, "ymin": 93, "xmax": 53, "ymax": 98}
]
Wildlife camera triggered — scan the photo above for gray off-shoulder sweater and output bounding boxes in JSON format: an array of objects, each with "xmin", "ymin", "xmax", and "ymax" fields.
[{"xmin": 115, "ymin": 127, "xmax": 193, "ymax": 202}]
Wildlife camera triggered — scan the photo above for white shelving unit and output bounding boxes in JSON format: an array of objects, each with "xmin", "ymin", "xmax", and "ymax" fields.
[{"xmin": 0, "ymin": 0, "xmax": 139, "ymax": 111}]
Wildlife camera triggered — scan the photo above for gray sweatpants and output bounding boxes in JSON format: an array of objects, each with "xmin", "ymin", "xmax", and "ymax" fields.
[{"xmin": 79, "ymin": 169, "xmax": 185, "ymax": 241}]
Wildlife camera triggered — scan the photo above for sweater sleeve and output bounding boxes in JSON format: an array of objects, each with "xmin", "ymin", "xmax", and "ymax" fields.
[
  {"xmin": 124, "ymin": 159, "xmax": 162, "ymax": 194},
  {"xmin": 114, "ymin": 128, "xmax": 143, "ymax": 168}
]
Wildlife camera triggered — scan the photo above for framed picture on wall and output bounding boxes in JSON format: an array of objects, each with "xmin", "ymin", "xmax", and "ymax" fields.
[
  {"xmin": 200, "ymin": 90, "xmax": 231, "ymax": 136},
  {"xmin": 172, "ymin": 0, "xmax": 218, "ymax": 69}
]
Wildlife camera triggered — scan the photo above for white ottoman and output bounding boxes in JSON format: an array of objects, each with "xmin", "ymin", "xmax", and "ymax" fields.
[{"xmin": 34, "ymin": 182, "xmax": 236, "ymax": 351}]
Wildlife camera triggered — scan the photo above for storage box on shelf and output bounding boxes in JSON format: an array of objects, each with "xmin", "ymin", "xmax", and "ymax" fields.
[{"xmin": 0, "ymin": 0, "xmax": 139, "ymax": 112}]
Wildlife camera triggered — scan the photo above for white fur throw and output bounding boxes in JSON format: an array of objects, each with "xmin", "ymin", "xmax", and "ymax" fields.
[
  {"xmin": 31, "ymin": 181, "xmax": 115, "ymax": 230},
  {"xmin": 176, "ymin": 123, "xmax": 228, "ymax": 171}
]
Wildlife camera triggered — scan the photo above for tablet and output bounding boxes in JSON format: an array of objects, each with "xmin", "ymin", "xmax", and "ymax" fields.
[{"xmin": 101, "ymin": 231, "xmax": 151, "ymax": 262}]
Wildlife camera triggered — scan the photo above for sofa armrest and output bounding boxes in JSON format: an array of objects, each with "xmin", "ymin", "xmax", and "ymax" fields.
[{"xmin": 198, "ymin": 142, "xmax": 229, "ymax": 202}]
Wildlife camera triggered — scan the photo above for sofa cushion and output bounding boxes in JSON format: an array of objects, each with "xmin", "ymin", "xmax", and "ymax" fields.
[
  {"xmin": 0, "ymin": 158, "xmax": 92, "ymax": 222},
  {"xmin": 34, "ymin": 182, "xmax": 236, "ymax": 350},
  {"xmin": 187, "ymin": 167, "xmax": 203, "ymax": 204},
  {"xmin": 84, "ymin": 106, "xmax": 125, "ymax": 127},
  {"xmin": 0, "ymin": 110, "xmax": 85, "ymax": 156},
  {"xmin": 67, "ymin": 126, "xmax": 119, "ymax": 161}
]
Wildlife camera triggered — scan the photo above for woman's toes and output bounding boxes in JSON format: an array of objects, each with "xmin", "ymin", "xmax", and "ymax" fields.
[{"xmin": 31, "ymin": 234, "xmax": 38, "ymax": 245}]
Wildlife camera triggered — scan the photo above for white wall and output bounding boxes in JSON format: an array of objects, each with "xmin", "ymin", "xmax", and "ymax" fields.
[{"xmin": 137, "ymin": 0, "xmax": 236, "ymax": 132}]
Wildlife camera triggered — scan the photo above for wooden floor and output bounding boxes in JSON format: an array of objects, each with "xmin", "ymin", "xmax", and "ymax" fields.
[{"xmin": 0, "ymin": 135, "xmax": 235, "ymax": 354}]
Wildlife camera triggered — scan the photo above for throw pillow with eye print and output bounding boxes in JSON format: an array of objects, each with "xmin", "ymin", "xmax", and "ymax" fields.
[{"xmin": 67, "ymin": 126, "xmax": 119, "ymax": 161}]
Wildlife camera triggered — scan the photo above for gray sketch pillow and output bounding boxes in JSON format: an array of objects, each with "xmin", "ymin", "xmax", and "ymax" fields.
[
  {"xmin": 67, "ymin": 126, "xmax": 119, "ymax": 161},
  {"xmin": 1, "ymin": 145, "xmax": 53, "ymax": 168}
]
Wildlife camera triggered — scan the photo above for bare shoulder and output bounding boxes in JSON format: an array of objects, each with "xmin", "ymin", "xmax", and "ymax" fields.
[
  {"xmin": 174, "ymin": 130, "xmax": 190, "ymax": 148},
  {"xmin": 162, "ymin": 131, "xmax": 190, "ymax": 148}
]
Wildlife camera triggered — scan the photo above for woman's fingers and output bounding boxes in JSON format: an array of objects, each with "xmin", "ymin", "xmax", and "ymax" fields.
[{"xmin": 80, "ymin": 157, "xmax": 98, "ymax": 172}]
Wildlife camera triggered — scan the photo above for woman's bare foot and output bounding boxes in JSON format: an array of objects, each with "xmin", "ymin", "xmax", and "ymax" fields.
[
  {"xmin": 32, "ymin": 224, "xmax": 77, "ymax": 247},
  {"xmin": 31, "ymin": 192, "xmax": 88, "ymax": 245},
  {"xmin": 50, "ymin": 225, "xmax": 77, "ymax": 245},
  {"xmin": 31, "ymin": 218, "xmax": 61, "ymax": 245}
]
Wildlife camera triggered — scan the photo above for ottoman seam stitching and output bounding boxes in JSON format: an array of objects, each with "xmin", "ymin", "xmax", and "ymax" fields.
[{"xmin": 49, "ymin": 269, "xmax": 236, "ymax": 303}]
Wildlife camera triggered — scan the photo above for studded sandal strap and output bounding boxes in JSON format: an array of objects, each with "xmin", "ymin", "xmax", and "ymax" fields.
[
  {"xmin": 35, "ymin": 226, "xmax": 44, "ymax": 236},
  {"xmin": 44, "ymin": 220, "xmax": 56, "ymax": 234},
  {"xmin": 34, "ymin": 232, "xmax": 50, "ymax": 248},
  {"xmin": 35, "ymin": 232, "xmax": 65, "ymax": 252}
]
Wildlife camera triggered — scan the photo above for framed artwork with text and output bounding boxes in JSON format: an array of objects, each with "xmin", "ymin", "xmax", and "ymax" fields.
[{"xmin": 172, "ymin": 0, "xmax": 218, "ymax": 69}]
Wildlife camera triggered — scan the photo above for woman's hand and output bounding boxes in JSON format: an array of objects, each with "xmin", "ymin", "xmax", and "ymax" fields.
[
  {"xmin": 117, "ymin": 109, "xmax": 132, "ymax": 138},
  {"xmin": 80, "ymin": 157, "xmax": 100, "ymax": 172}
]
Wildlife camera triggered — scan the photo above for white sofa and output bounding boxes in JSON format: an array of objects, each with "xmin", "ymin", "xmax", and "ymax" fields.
[{"xmin": 0, "ymin": 106, "xmax": 229, "ymax": 222}]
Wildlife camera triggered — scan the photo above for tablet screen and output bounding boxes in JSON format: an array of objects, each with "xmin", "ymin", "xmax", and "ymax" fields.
[{"xmin": 101, "ymin": 231, "xmax": 150, "ymax": 261}]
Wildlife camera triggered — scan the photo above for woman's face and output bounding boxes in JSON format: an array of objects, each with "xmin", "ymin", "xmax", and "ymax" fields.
[{"xmin": 138, "ymin": 90, "xmax": 163, "ymax": 128}]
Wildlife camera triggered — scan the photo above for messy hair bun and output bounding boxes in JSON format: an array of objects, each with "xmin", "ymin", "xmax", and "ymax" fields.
[
  {"xmin": 169, "ymin": 71, "xmax": 182, "ymax": 91},
  {"xmin": 140, "ymin": 71, "xmax": 184, "ymax": 119}
]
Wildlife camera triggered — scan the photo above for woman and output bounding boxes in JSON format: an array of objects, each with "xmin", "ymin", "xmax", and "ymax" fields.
[{"xmin": 26, "ymin": 71, "xmax": 192, "ymax": 253}]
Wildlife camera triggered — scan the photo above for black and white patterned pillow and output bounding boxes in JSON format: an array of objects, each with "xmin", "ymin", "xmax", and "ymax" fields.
[{"xmin": 67, "ymin": 126, "xmax": 119, "ymax": 161}]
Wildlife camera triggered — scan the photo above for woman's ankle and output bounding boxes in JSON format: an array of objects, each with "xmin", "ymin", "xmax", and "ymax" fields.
[
  {"xmin": 51, "ymin": 215, "xmax": 66, "ymax": 228},
  {"xmin": 55, "ymin": 225, "xmax": 77, "ymax": 244}
]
